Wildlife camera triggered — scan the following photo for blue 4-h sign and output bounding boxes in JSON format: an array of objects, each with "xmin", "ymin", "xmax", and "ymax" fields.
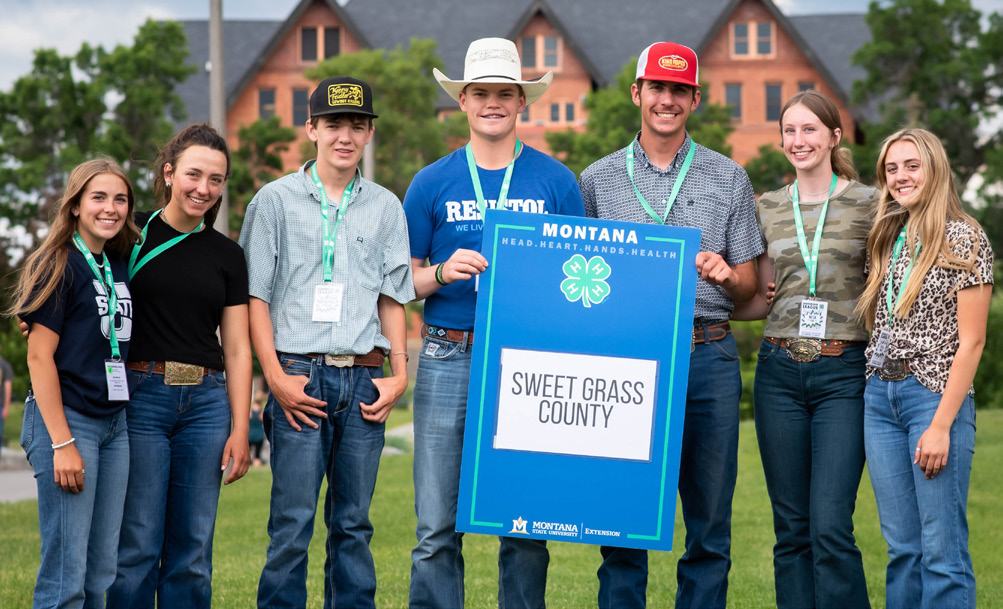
[{"xmin": 456, "ymin": 209, "xmax": 700, "ymax": 551}]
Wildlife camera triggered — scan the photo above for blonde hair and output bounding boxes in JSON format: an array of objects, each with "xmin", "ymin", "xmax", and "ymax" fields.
[
  {"xmin": 779, "ymin": 90, "xmax": 858, "ymax": 181},
  {"xmin": 8, "ymin": 158, "xmax": 140, "ymax": 316},
  {"xmin": 855, "ymin": 128, "xmax": 983, "ymax": 328}
]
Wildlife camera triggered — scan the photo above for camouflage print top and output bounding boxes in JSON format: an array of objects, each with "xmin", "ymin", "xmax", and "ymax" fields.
[{"xmin": 756, "ymin": 180, "xmax": 878, "ymax": 340}]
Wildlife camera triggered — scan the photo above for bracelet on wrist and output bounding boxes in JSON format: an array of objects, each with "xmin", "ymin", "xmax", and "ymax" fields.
[
  {"xmin": 435, "ymin": 262, "xmax": 447, "ymax": 286},
  {"xmin": 391, "ymin": 351, "xmax": 409, "ymax": 362},
  {"xmin": 52, "ymin": 437, "xmax": 76, "ymax": 450}
]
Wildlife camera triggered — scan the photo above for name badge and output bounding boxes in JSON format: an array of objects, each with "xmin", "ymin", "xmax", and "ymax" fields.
[
  {"xmin": 105, "ymin": 360, "xmax": 129, "ymax": 401},
  {"xmin": 868, "ymin": 328, "xmax": 891, "ymax": 368},
  {"xmin": 798, "ymin": 299, "xmax": 828, "ymax": 338},
  {"xmin": 312, "ymin": 283, "xmax": 344, "ymax": 323}
]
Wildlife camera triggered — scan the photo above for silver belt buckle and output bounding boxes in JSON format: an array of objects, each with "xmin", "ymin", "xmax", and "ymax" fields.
[
  {"xmin": 878, "ymin": 358, "xmax": 908, "ymax": 381},
  {"xmin": 786, "ymin": 338, "xmax": 822, "ymax": 363},
  {"xmin": 324, "ymin": 354, "xmax": 355, "ymax": 368}
]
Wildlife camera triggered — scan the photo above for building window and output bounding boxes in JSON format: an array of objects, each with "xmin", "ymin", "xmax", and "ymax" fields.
[
  {"xmin": 725, "ymin": 83, "xmax": 742, "ymax": 121},
  {"xmin": 733, "ymin": 23, "xmax": 748, "ymax": 55},
  {"xmin": 799, "ymin": 81, "xmax": 815, "ymax": 92},
  {"xmin": 521, "ymin": 107, "xmax": 530, "ymax": 122},
  {"xmin": 766, "ymin": 84, "xmax": 782, "ymax": 122},
  {"xmin": 259, "ymin": 88, "xmax": 276, "ymax": 120},
  {"xmin": 324, "ymin": 27, "xmax": 340, "ymax": 59},
  {"xmin": 566, "ymin": 103, "xmax": 575, "ymax": 122},
  {"xmin": 301, "ymin": 27, "xmax": 317, "ymax": 61},
  {"xmin": 550, "ymin": 103, "xmax": 560, "ymax": 123},
  {"xmin": 544, "ymin": 37, "xmax": 559, "ymax": 68},
  {"xmin": 521, "ymin": 37, "xmax": 536, "ymax": 68},
  {"xmin": 293, "ymin": 88, "xmax": 309, "ymax": 125},
  {"xmin": 757, "ymin": 23, "xmax": 772, "ymax": 55}
]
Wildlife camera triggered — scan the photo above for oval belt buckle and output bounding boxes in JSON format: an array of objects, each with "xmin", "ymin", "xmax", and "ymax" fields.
[{"xmin": 787, "ymin": 338, "xmax": 822, "ymax": 363}]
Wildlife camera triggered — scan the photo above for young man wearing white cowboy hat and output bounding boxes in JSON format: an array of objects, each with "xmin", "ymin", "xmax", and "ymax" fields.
[
  {"xmin": 403, "ymin": 37, "xmax": 585, "ymax": 609},
  {"xmin": 579, "ymin": 42, "xmax": 761, "ymax": 609}
]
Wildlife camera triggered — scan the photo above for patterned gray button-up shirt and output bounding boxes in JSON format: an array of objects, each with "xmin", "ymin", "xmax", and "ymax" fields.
[
  {"xmin": 239, "ymin": 162, "xmax": 415, "ymax": 355},
  {"xmin": 579, "ymin": 133, "xmax": 763, "ymax": 322}
]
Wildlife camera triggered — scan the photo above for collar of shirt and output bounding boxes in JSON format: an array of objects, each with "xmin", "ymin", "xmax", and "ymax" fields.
[
  {"xmin": 632, "ymin": 131, "xmax": 693, "ymax": 175},
  {"xmin": 300, "ymin": 160, "xmax": 364, "ymax": 204}
]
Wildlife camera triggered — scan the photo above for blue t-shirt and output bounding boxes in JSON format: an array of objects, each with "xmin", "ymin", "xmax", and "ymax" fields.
[
  {"xmin": 405, "ymin": 144, "xmax": 586, "ymax": 330},
  {"xmin": 22, "ymin": 245, "xmax": 133, "ymax": 417}
]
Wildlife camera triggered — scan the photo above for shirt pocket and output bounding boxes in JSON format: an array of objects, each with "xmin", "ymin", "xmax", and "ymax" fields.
[{"xmin": 349, "ymin": 237, "xmax": 385, "ymax": 292}]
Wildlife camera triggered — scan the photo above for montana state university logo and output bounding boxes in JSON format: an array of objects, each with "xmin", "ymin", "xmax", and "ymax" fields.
[
  {"xmin": 328, "ymin": 83, "xmax": 363, "ymax": 108},
  {"xmin": 510, "ymin": 517, "xmax": 529, "ymax": 534},
  {"xmin": 658, "ymin": 55, "xmax": 688, "ymax": 71}
]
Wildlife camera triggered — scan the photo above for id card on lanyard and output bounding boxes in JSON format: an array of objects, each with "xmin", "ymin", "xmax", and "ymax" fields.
[
  {"xmin": 792, "ymin": 174, "xmax": 837, "ymax": 338},
  {"xmin": 73, "ymin": 233, "xmax": 128, "ymax": 401},
  {"xmin": 465, "ymin": 139, "xmax": 521, "ymax": 292},
  {"xmin": 310, "ymin": 163, "xmax": 353, "ymax": 322},
  {"xmin": 867, "ymin": 226, "xmax": 920, "ymax": 368}
]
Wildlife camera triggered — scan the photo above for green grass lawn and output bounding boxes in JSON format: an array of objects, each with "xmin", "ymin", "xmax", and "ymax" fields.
[{"xmin": 2, "ymin": 408, "xmax": 1002, "ymax": 608}]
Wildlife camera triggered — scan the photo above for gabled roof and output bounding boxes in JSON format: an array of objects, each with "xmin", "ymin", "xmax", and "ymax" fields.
[{"xmin": 506, "ymin": 0, "xmax": 604, "ymax": 87}]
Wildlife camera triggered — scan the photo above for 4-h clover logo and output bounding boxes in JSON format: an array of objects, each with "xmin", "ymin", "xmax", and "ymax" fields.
[{"xmin": 561, "ymin": 254, "xmax": 611, "ymax": 308}]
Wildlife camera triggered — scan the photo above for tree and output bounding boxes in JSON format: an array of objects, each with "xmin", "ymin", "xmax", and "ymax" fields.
[
  {"xmin": 546, "ymin": 60, "xmax": 735, "ymax": 176},
  {"xmin": 0, "ymin": 19, "xmax": 193, "ymax": 270},
  {"xmin": 306, "ymin": 38, "xmax": 468, "ymax": 200},
  {"xmin": 228, "ymin": 117, "xmax": 297, "ymax": 234},
  {"xmin": 744, "ymin": 143, "xmax": 793, "ymax": 194}
]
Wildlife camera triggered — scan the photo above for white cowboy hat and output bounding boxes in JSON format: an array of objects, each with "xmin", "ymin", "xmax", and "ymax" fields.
[{"xmin": 433, "ymin": 37, "xmax": 553, "ymax": 105}]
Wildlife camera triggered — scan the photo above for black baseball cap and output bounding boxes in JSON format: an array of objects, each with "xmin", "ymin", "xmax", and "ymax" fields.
[{"xmin": 309, "ymin": 76, "xmax": 379, "ymax": 119}]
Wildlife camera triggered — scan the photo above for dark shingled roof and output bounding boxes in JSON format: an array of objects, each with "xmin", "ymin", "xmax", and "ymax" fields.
[{"xmin": 172, "ymin": 0, "xmax": 870, "ymax": 124}]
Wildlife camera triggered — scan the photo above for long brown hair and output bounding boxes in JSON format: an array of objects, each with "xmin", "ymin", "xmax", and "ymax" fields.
[
  {"xmin": 8, "ymin": 158, "xmax": 140, "ymax": 316},
  {"xmin": 153, "ymin": 124, "xmax": 231, "ymax": 227},
  {"xmin": 855, "ymin": 128, "xmax": 983, "ymax": 328},
  {"xmin": 779, "ymin": 89, "xmax": 858, "ymax": 181}
]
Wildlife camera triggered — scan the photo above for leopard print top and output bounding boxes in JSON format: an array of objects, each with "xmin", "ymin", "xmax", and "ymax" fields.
[{"xmin": 865, "ymin": 220, "xmax": 994, "ymax": 394}]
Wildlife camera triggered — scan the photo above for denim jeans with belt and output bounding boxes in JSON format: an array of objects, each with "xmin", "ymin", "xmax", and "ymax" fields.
[
  {"xmin": 108, "ymin": 366, "xmax": 231, "ymax": 609},
  {"xmin": 865, "ymin": 375, "xmax": 976, "ymax": 609},
  {"xmin": 598, "ymin": 332, "xmax": 741, "ymax": 609},
  {"xmin": 409, "ymin": 334, "xmax": 549, "ymax": 609},
  {"xmin": 22, "ymin": 397, "xmax": 130, "ymax": 609},
  {"xmin": 257, "ymin": 353, "xmax": 385, "ymax": 609},
  {"xmin": 753, "ymin": 339, "xmax": 870, "ymax": 608}
]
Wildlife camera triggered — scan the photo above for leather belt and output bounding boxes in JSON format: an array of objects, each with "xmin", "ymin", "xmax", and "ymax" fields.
[
  {"xmin": 766, "ymin": 337, "xmax": 863, "ymax": 363},
  {"xmin": 877, "ymin": 358, "xmax": 911, "ymax": 381},
  {"xmin": 301, "ymin": 347, "xmax": 385, "ymax": 368},
  {"xmin": 422, "ymin": 323, "xmax": 474, "ymax": 345},
  {"xmin": 692, "ymin": 321, "xmax": 731, "ymax": 345},
  {"xmin": 127, "ymin": 361, "xmax": 218, "ymax": 386}
]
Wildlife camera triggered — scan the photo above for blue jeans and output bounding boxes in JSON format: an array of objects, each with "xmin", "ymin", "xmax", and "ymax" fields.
[
  {"xmin": 864, "ymin": 375, "xmax": 976, "ymax": 609},
  {"xmin": 22, "ymin": 396, "xmax": 130, "ymax": 609},
  {"xmin": 107, "ymin": 366, "xmax": 231, "ymax": 609},
  {"xmin": 753, "ymin": 340, "xmax": 870, "ymax": 608},
  {"xmin": 598, "ymin": 333, "xmax": 741, "ymax": 609},
  {"xmin": 409, "ymin": 335, "xmax": 549, "ymax": 609},
  {"xmin": 257, "ymin": 354, "xmax": 386, "ymax": 609}
]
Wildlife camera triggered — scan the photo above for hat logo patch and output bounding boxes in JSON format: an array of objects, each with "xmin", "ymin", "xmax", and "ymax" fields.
[
  {"xmin": 328, "ymin": 84, "xmax": 363, "ymax": 108},
  {"xmin": 658, "ymin": 55, "xmax": 688, "ymax": 71}
]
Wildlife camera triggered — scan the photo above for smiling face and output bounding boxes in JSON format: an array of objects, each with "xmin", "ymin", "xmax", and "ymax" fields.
[
  {"xmin": 884, "ymin": 140, "xmax": 924, "ymax": 208},
  {"xmin": 782, "ymin": 103, "xmax": 839, "ymax": 175},
  {"xmin": 164, "ymin": 145, "xmax": 228, "ymax": 224},
  {"xmin": 631, "ymin": 79, "xmax": 700, "ymax": 144},
  {"xmin": 72, "ymin": 173, "xmax": 130, "ymax": 252},
  {"xmin": 458, "ymin": 83, "xmax": 526, "ymax": 142},
  {"xmin": 307, "ymin": 114, "xmax": 373, "ymax": 175}
]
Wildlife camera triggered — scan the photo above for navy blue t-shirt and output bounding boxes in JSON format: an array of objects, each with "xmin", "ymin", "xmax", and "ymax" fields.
[
  {"xmin": 22, "ymin": 245, "xmax": 133, "ymax": 417},
  {"xmin": 404, "ymin": 144, "xmax": 586, "ymax": 329}
]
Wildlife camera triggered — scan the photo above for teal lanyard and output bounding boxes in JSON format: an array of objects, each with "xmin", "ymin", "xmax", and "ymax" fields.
[
  {"xmin": 791, "ymin": 173, "xmax": 838, "ymax": 296},
  {"xmin": 885, "ymin": 226, "xmax": 922, "ymax": 324},
  {"xmin": 626, "ymin": 138, "xmax": 696, "ymax": 225},
  {"xmin": 128, "ymin": 209, "xmax": 204, "ymax": 280},
  {"xmin": 72, "ymin": 233, "xmax": 121, "ymax": 359},
  {"xmin": 310, "ymin": 163, "xmax": 355, "ymax": 282},
  {"xmin": 465, "ymin": 139, "xmax": 522, "ymax": 217}
]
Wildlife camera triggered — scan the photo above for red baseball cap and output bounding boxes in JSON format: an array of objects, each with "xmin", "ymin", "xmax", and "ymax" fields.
[{"xmin": 635, "ymin": 42, "xmax": 701, "ymax": 88}]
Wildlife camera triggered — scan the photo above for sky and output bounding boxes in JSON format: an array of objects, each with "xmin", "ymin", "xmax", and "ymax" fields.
[{"xmin": 0, "ymin": 0, "xmax": 954, "ymax": 92}]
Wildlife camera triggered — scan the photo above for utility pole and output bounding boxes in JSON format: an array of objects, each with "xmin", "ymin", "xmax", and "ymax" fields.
[{"xmin": 209, "ymin": 0, "xmax": 228, "ymax": 235}]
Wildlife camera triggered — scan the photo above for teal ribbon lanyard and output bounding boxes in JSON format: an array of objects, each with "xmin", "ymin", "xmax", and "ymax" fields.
[
  {"xmin": 626, "ymin": 138, "xmax": 696, "ymax": 225},
  {"xmin": 310, "ymin": 163, "xmax": 355, "ymax": 281},
  {"xmin": 465, "ymin": 139, "xmax": 522, "ymax": 217},
  {"xmin": 791, "ymin": 173, "xmax": 838, "ymax": 297},
  {"xmin": 128, "ymin": 209, "xmax": 205, "ymax": 280},
  {"xmin": 885, "ymin": 226, "xmax": 922, "ymax": 325},
  {"xmin": 72, "ymin": 232, "xmax": 121, "ymax": 360}
]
